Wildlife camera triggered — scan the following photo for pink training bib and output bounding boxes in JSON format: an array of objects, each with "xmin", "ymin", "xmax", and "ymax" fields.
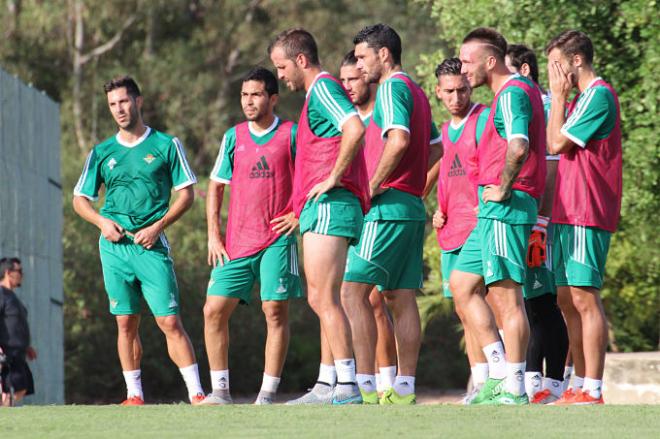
[
  {"xmin": 225, "ymin": 120, "xmax": 295, "ymax": 259},
  {"xmin": 293, "ymin": 73, "xmax": 370, "ymax": 216},
  {"xmin": 436, "ymin": 104, "xmax": 487, "ymax": 251},
  {"xmin": 478, "ymin": 78, "xmax": 546, "ymax": 199},
  {"xmin": 552, "ymin": 79, "xmax": 622, "ymax": 232}
]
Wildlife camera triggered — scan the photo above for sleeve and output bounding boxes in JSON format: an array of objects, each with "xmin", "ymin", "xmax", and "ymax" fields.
[
  {"xmin": 210, "ymin": 129, "xmax": 237, "ymax": 184},
  {"xmin": 561, "ymin": 87, "xmax": 615, "ymax": 148},
  {"xmin": 169, "ymin": 137, "xmax": 197, "ymax": 190},
  {"xmin": 290, "ymin": 123, "xmax": 297, "ymax": 160},
  {"xmin": 475, "ymin": 107, "xmax": 491, "ymax": 145},
  {"xmin": 311, "ymin": 78, "xmax": 359, "ymax": 132},
  {"xmin": 496, "ymin": 86, "xmax": 531, "ymax": 141},
  {"xmin": 73, "ymin": 149, "xmax": 103, "ymax": 201},
  {"xmin": 430, "ymin": 121, "xmax": 442, "ymax": 144},
  {"xmin": 379, "ymin": 79, "xmax": 414, "ymax": 138}
]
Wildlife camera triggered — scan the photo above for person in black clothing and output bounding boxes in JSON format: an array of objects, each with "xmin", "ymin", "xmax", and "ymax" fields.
[{"xmin": 0, "ymin": 257, "xmax": 36, "ymax": 406}]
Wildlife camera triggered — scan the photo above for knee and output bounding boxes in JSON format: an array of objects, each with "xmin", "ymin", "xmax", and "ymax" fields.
[
  {"xmin": 116, "ymin": 316, "xmax": 138, "ymax": 336},
  {"xmin": 262, "ymin": 302, "xmax": 287, "ymax": 327},
  {"xmin": 156, "ymin": 315, "xmax": 182, "ymax": 334},
  {"xmin": 203, "ymin": 300, "xmax": 231, "ymax": 324},
  {"xmin": 307, "ymin": 291, "xmax": 324, "ymax": 315}
]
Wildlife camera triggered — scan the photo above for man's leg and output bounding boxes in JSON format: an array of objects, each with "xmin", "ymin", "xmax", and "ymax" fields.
[
  {"xmin": 116, "ymin": 314, "xmax": 144, "ymax": 403},
  {"xmin": 571, "ymin": 286, "xmax": 607, "ymax": 399},
  {"xmin": 155, "ymin": 314, "xmax": 204, "ymax": 402},
  {"xmin": 202, "ymin": 296, "xmax": 239, "ymax": 404},
  {"xmin": 382, "ymin": 288, "xmax": 421, "ymax": 403},
  {"xmin": 488, "ymin": 280, "xmax": 530, "ymax": 400},
  {"xmin": 303, "ymin": 232, "xmax": 360, "ymax": 403},
  {"xmin": 256, "ymin": 300, "xmax": 290, "ymax": 404},
  {"xmin": 286, "ymin": 325, "xmax": 336, "ymax": 405},
  {"xmin": 341, "ymin": 281, "xmax": 378, "ymax": 399},
  {"xmin": 557, "ymin": 285, "xmax": 585, "ymax": 391},
  {"xmin": 369, "ymin": 288, "xmax": 397, "ymax": 394}
]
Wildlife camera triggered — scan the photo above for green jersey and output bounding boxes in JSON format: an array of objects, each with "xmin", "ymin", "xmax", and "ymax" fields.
[
  {"xmin": 493, "ymin": 74, "xmax": 535, "ymax": 142},
  {"xmin": 210, "ymin": 117, "xmax": 297, "ymax": 183},
  {"xmin": 560, "ymin": 77, "xmax": 617, "ymax": 148},
  {"xmin": 441, "ymin": 104, "xmax": 490, "ymax": 144},
  {"xmin": 307, "ymin": 72, "xmax": 358, "ymax": 138},
  {"xmin": 74, "ymin": 127, "xmax": 197, "ymax": 232}
]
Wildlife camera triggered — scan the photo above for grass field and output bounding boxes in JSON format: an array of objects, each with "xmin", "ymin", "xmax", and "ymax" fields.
[{"xmin": 1, "ymin": 405, "xmax": 659, "ymax": 438}]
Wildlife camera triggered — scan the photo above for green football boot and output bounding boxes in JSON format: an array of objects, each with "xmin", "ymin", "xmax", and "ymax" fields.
[
  {"xmin": 379, "ymin": 388, "xmax": 416, "ymax": 405},
  {"xmin": 480, "ymin": 391, "xmax": 529, "ymax": 405},
  {"xmin": 470, "ymin": 378, "xmax": 504, "ymax": 405},
  {"xmin": 360, "ymin": 389, "xmax": 379, "ymax": 405}
]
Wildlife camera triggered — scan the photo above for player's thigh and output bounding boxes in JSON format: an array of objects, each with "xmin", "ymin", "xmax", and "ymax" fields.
[
  {"xmin": 563, "ymin": 225, "xmax": 611, "ymax": 289},
  {"xmin": 303, "ymin": 232, "xmax": 349, "ymax": 293},
  {"xmin": 487, "ymin": 278, "xmax": 525, "ymax": 313},
  {"xmin": 441, "ymin": 248, "xmax": 463, "ymax": 298},
  {"xmin": 207, "ymin": 255, "xmax": 257, "ymax": 305},
  {"xmin": 133, "ymin": 247, "xmax": 180, "ymax": 317},
  {"xmin": 259, "ymin": 236, "xmax": 304, "ymax": 302},
  {"xmin": 99, "ymin": 236, "xmax": 141, "ymax": 315},
  {"xmin": 481, "ymin": 219, "xmax": 531, "ymax": 286}
]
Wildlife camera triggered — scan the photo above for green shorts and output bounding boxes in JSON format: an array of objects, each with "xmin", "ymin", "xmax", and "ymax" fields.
[
  {"xmin": 207, "ymin": 235, "xmax": 303, "ymax": 304},
  {"xmin": 441, "ymin": 248, "xmax": 462, "ymax": 298},
  {"xmin": 344, "ymin": 219, "xmax": 425, "ymax": 291},
  {"xmin": 523, "ymin": 225, "xmax": 556, "ymax": 299},
  {"xmin": 299, "ymin": 188, "xmax": 364, "ymax": 244},
  {"xmin": 454, "ymin": 218, "xmax": 531, "ymax": 286},
  {"xmin": 552, "ymin": 224, "xmax": 611, "ymax": 289},
  {"xmin": 99, "ymin": 234, "xmax": 179, "ymax": 317}
]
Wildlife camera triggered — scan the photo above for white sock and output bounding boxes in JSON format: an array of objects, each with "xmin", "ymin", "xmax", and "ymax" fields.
[
  {"xmin": 525, "ymin": 371, "xmax": 543, "ymax": 398},
  {"xmin": 583, "ymin": 377, "xmax": 602, "ymax": 398},
  {"xmin": 544, "ymin": 377, "xmax": 563, "ymax": 398},
  {"xmin": 393, "ymin": 375, "xmax": 415, "ymax": 396},
  {"xmin": 379, "ymin": 366, "xmax": 396, "ymax": 391},
  {"xmin": 563, "ymin": 366, "xmax": 573, "ymax": 391},
  {"xmin": 505, "ymin": 362, "xmax": 526, "ymax": 396},
  {"xmin": 356, "ymin": 374, "xmax": 377, "ymax": 393},
  {"xmin": 122, "ymin": 369, "xmax": 143, "ymax": 399},
  {"xmin": 334, "ymin": 359, "xmax": 356, "ymax": 385},
  {"xmin": 260, "ymin": 373, "xmax": 281, "ymax": 393},
  {"xmin": 179, "ymin": 363, "xmax": 204, "ymax": 399},
  {"xmin": 573, "ymin": 375, "xmax": 584, "ymax": 390},
  {"xmin": 498, "ymin": 329, "xmax": 505, "ymax": 342},
  {"xmin": 471, "ymin": 363, "xmax": 489, "ymax": 386},
  {"xmin": 318, "ymin": 363, "xmax": 337, "ymax": 386},
  {"xmin": 482, "ymin": 341, "xmax": 506, "ymax": 379},
  {"xmin": 210, "ymin": 369, "xmax": 230, "ymax": 391}
]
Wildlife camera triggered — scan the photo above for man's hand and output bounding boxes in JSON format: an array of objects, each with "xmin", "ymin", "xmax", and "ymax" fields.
[
  {"xmin": 369, "ymin": 184, "xmax": 386, "ymax": 199},
  {"xmin": 527, "ymin": 215, "xmax": 549, "ymax": 268},
  {"xmin": 307, "ymin": 174, "xmax": 340, "ymax": 202},
  {"xmin": 548, "ymin": 61, "xmax": 573, "ymax": 101},
  {"xmin": 99, "ymin": 217, "xmax": 125, "ymax": 242},
  {"xmin": 432, "ymin": 209, "xmax": 446, "ymax": 229},
  {"xmin": 133, "ymin": 220, "xmax": 164, "ymax": 249},
  {"xmin": 481, "ymin": 184, "xmax": 510, "ymax": 204},
  {"xmin": 208, "ymin": 236, "xmax": 230, "ymax": 267},
  {"xmin": 271, "ymin": 212, "xmax": 299, "ymax": 236},
  {"xmin": 26, "ymin": 346, "xmax": 37, "ymax": 361}
]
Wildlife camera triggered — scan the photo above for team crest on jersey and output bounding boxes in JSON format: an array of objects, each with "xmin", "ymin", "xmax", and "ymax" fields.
[
  {"xmin": 110, "ymin": 299, "xmax": 118, "ymax": 309},
  {"xmin": 143, "ymin": 153, "xmax": 156, "ymax": 164},
  {"xmin": 107, "ymin": 158, "xmax": 117, "ymax": 170}
]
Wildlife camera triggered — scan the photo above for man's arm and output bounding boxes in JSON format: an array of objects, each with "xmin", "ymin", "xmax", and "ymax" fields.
[
  {"xmin": 72, "ymin": 196, "xmax": 124, "ymax": 242},
  {"xmin": 546, "ymin": 62, "xmax": 575, "ymax": 154},
  {"xmin": 423, "ymin": 141, "xmax": 443, "ymax": 198},
  {"xmin": 307, "ymin": 115, "xmax": 365, "ymax": 200},
  {"xmin": 206, "ymin": 180, "xmax": 230, "ymax": 266},
  {"xmin": 132, "ymin": 186, "xmax": 194, "ymax": 249},
  {"xmin": 369, "ymin": 128, "xmax": 410, "ymax": 197},
  {"xmin": 538, "ymin": 159, "xmax": 558, "ymax": 217}
]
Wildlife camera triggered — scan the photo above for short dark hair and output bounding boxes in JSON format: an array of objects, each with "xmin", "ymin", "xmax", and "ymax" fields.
[
  {"xmin": 506, "ymin": 44, "xmax": 539, "ymax": 83},
  {"xmin": 341, "ymin": 50, "xmax": 358, "ymax": 67},
  {"xmin": 0, "ymin": 257, "xmax": 21, "ymax": 280},
  {"xmin": 463, "ymin": 27, "xmax": 508, "ymax": 61},
  {"xmin": 546, "ymin": 30, "xmax": 594, "ymax": 64},
  {"xmin": 103, "ymin": 75, "xmax": 141, "ymax": 98},
  {"xmin": 353, "ymin": 24, "xmax": 402, "ymax": 65},
  {"xmin": 268, "ymin": 28, "xmax": 320, "ymax": 65},
  {"xmin": 435, "ymin": 58, "xmax": 462, "ymax": 78},
  {"xmin": 243, "ymin": 67, "xmax": 279, "ymax": 96}
]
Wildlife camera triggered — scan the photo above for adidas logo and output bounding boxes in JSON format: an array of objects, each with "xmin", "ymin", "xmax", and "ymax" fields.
[
  {"xmin": 552, "ymin": 381, "xmax": 560, "ymax": 388},
  {"xmin": 219, "ymin": 377, "xmax": 228, "ymax": 389},
  {"xmin": 363, "ymin": 380, "xmax": 373, "ymax": 386},
  {"xmin": 531, "ymin": 374, "xmax": 542, "ymax": 386},
  {"xmin": 491, "ymin": 350, "xmax": 501, "ymax": 363},
  {"xmin": 250, "ymin": 155, "xmax": 274, "ymax": 178},
  {"xmin": 448, "ymin": 153, "xmax": 466, "ymax": 177},
  {"xmin": 515, "ymin": 370, "xmax": 524, "ymax": 382},
  {"xmin": 533, "ymin": 276, "xmax": 543, "ymax": 289}
]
